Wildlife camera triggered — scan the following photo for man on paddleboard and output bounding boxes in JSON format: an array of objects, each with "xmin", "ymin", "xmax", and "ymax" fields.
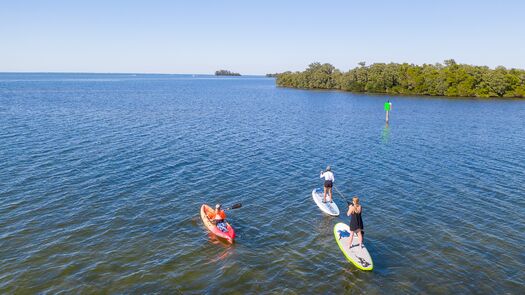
[{"xmin": 320, "ymin": 166, "xmax": 335, "ymax": 203}]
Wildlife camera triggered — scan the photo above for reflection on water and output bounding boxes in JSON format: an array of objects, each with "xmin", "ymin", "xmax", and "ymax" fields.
[
  {"xmin": 208, "ymin": 243, "xmax": 235, "ymax": 263},
  {"xmin": 206, "ymin": 232, "xmax": 233, "ymax": 246},
  {"xmin": 381, "ymin": 123, "xmax": 390, "ymax": 144}
]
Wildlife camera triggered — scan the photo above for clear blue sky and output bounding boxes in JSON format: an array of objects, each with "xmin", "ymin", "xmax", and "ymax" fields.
[{"xmin": 1, "ymin": 0, "xmax": 524, "ymax": 74}]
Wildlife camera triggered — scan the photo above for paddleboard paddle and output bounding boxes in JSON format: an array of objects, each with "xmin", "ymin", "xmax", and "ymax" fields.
[{"xmin": 334, "ymin": 185, "xmax": 351, "ymax": 205}]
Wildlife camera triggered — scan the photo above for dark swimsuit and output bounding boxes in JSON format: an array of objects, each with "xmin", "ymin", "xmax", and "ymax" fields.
[{"xmin": 349, "ymin": 205, "xmax": 364, "ymax": 231}]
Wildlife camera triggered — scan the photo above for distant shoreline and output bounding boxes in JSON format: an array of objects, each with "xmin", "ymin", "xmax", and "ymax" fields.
[
  {"xmin": 215, "ymin": 70, "xmax": 241, "ymax": 76},
  {"xmin": 276, "ymin": 61, "xmax": 525, "ymax": 99},
  {"xmin": 0, "ymin": 72, "xmax": 272, "ymax": 78}
]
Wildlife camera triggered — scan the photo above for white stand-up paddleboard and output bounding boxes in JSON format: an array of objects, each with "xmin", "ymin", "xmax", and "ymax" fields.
[
  {"xmin": 312, "ymin": 188, "xmax": 339, "ymax": 216},
  {"xmin": 333, "ymin": 222, "xmax": 373, "ymax": 271}
]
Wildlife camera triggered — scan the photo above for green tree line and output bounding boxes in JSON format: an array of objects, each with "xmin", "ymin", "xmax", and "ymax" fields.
[
  {"xmin": 215, "ymin": 70, "xmax": 241, "ymax": 76},
  {"xmin": 276, "ymin": 60, "xmax": 525, "ymax": 98}
]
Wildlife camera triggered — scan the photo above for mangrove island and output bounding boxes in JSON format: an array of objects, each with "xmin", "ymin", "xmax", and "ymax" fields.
[
  {"xmin": 276, "ymin": 60, "xmax": 525, "ymax": 98},
  {"xmin": 215, "ymin": 70, "xmax": 241, "ymax": 76}
]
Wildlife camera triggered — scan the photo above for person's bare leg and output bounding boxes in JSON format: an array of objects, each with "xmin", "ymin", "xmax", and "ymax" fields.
[
  {"xmin": 329, "ymin": 187, "xmax": 333, "ymax": 202},
  {"xmin": 349, "ymin": 231, "xmax": 354, "ymax": 249},
  {"xmin": 323, "ymin": 186, "xmax": 327, "ymax": 202},
  {"xmin": 358, "ymin": 230, "xmax": 363, "ymax": 248}
]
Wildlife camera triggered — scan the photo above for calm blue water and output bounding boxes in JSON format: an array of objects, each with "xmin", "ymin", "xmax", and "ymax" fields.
[{"xmin": 1, "ymin": 73, "xmax": 524, "ymax": 293}]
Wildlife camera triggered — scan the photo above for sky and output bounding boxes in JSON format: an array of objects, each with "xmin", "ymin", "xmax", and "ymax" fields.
[{"xmin": 1, "ymin": 0, "xmax": 524, "ymax": 74}]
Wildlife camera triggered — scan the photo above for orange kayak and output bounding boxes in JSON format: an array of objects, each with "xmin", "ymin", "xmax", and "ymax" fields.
[{"xmin": 200, "ymin": 204, "xmax": 235, "ymax": 243}]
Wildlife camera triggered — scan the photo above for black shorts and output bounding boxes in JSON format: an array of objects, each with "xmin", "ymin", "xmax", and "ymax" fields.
[{"xmin": 324, "ymin": 180, "xmax": 333, "ymax": 188}]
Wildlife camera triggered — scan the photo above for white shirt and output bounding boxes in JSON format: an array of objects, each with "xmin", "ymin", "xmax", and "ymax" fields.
[{"xmin": 320, "ymin": 171, "xmax": 335, "ymax": 182}]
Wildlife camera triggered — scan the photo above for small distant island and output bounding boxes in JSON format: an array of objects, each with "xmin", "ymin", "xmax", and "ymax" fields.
[
  {"xmin": 266, "ymin": 73, "xmax": 279, "ymax": 78},
  {"xmin": 215, "ymin": 70, "xmax": 241, "ymax": 76},
  {"xmin": 276, "ymin": 60, "xmax": 525, "ymax": 98}
]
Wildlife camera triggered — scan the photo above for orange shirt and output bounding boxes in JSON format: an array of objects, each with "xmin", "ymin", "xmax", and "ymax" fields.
[{"xmin": 214, "ymin": 210, "xmax": 226, "ymax": 220}]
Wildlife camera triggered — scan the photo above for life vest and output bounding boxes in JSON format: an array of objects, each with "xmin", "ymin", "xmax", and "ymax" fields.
[{"xmin": 214, "ymin": 210, "xmax": 226, "ymax": 221}]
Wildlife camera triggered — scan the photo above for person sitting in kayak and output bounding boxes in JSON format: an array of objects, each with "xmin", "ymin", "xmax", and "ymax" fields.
[
  {"xmin": 211, "ymin": 204, "xmax": 226, "ymax": 226},
  {"xmin": 347, "ymin": 196, "xmax": 364, "ymax": 249},
  {"xmin": 320, "ymin": 165, "xmax": 334, "ymax": 203},
  {"xmin": 212, "ymin": 204, "xmax": 228, "ymax": 232}
]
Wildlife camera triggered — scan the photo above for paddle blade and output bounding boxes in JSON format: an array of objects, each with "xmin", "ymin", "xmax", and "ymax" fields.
[{"xmin": 230, "ymin": 203, "xmax": 242, "ymax": 209}]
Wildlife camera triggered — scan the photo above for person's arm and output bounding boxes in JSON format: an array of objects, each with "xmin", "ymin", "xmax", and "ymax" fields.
[
  {"xmin": 347, "ymin": 204, "xmax": 353, "ymax": 216},
  {"xmin": 320, "ymin": 171, "xmax": 324, "ymax": 179}
]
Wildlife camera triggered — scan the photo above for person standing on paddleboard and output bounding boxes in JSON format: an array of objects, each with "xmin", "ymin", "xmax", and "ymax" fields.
[
  {"xmin": 347, "ymin": 196, "xmax": 364, "ymax": 249},
  {"xmin": 320, "ymin": 166, "xmax": 335, "ymax": 203}
]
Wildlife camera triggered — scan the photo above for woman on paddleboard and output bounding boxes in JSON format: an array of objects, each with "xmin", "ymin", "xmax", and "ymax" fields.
[
  {"xmin": 320, "ymin": 166, "xmax": 334, "ymax": 203},
  {"xmin": 347, "ymin": 196, "xmax": 364, "ymax": 249}
]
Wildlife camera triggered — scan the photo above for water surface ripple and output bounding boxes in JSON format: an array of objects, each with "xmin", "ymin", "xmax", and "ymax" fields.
[{"xmin": 0, "ymin": 73, "xmax": 524, "ymax": 293}]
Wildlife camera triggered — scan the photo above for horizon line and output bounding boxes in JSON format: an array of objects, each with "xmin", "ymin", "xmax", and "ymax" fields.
[{"xmin": 0, "ymin": 71, "xmax": 271, "ymax": 76}]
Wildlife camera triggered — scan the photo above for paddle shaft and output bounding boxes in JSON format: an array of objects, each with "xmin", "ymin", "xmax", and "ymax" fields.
[
  {"xmin": 224, "ymin": 203, "xmax": 242, "ymax": 210},
  {"xmin": 334, "ymin": 185, "xmax": 350, "ymax": 205}
]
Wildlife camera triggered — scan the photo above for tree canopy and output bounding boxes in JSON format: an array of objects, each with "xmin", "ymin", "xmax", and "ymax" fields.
[
  {"xmin": 215, "ymin": 70, "xmax": 241, "ymax": 76},
  {"xmin": 276, "ymin": 61, "xmax": 525, "ymax": 98}
]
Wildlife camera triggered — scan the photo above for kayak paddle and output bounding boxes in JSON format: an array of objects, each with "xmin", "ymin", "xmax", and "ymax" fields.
[{"xmin": 225, "ymin": 203, "xmax": 242, "ymax": 210}]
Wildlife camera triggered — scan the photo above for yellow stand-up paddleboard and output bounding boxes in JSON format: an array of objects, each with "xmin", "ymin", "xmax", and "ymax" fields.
[{"xmin": 334, "ymin": 222, "xmax": 373, "ymax": 271}]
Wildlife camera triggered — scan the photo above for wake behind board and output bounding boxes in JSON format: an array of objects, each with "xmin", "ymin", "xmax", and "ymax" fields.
[
  {"xmin": 312, "ymin": 188, "xmax": 339, "ymax": 216},
  {"xmin": 333, "ymin": 222, "xmax": 373, "ymax": 271}
]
